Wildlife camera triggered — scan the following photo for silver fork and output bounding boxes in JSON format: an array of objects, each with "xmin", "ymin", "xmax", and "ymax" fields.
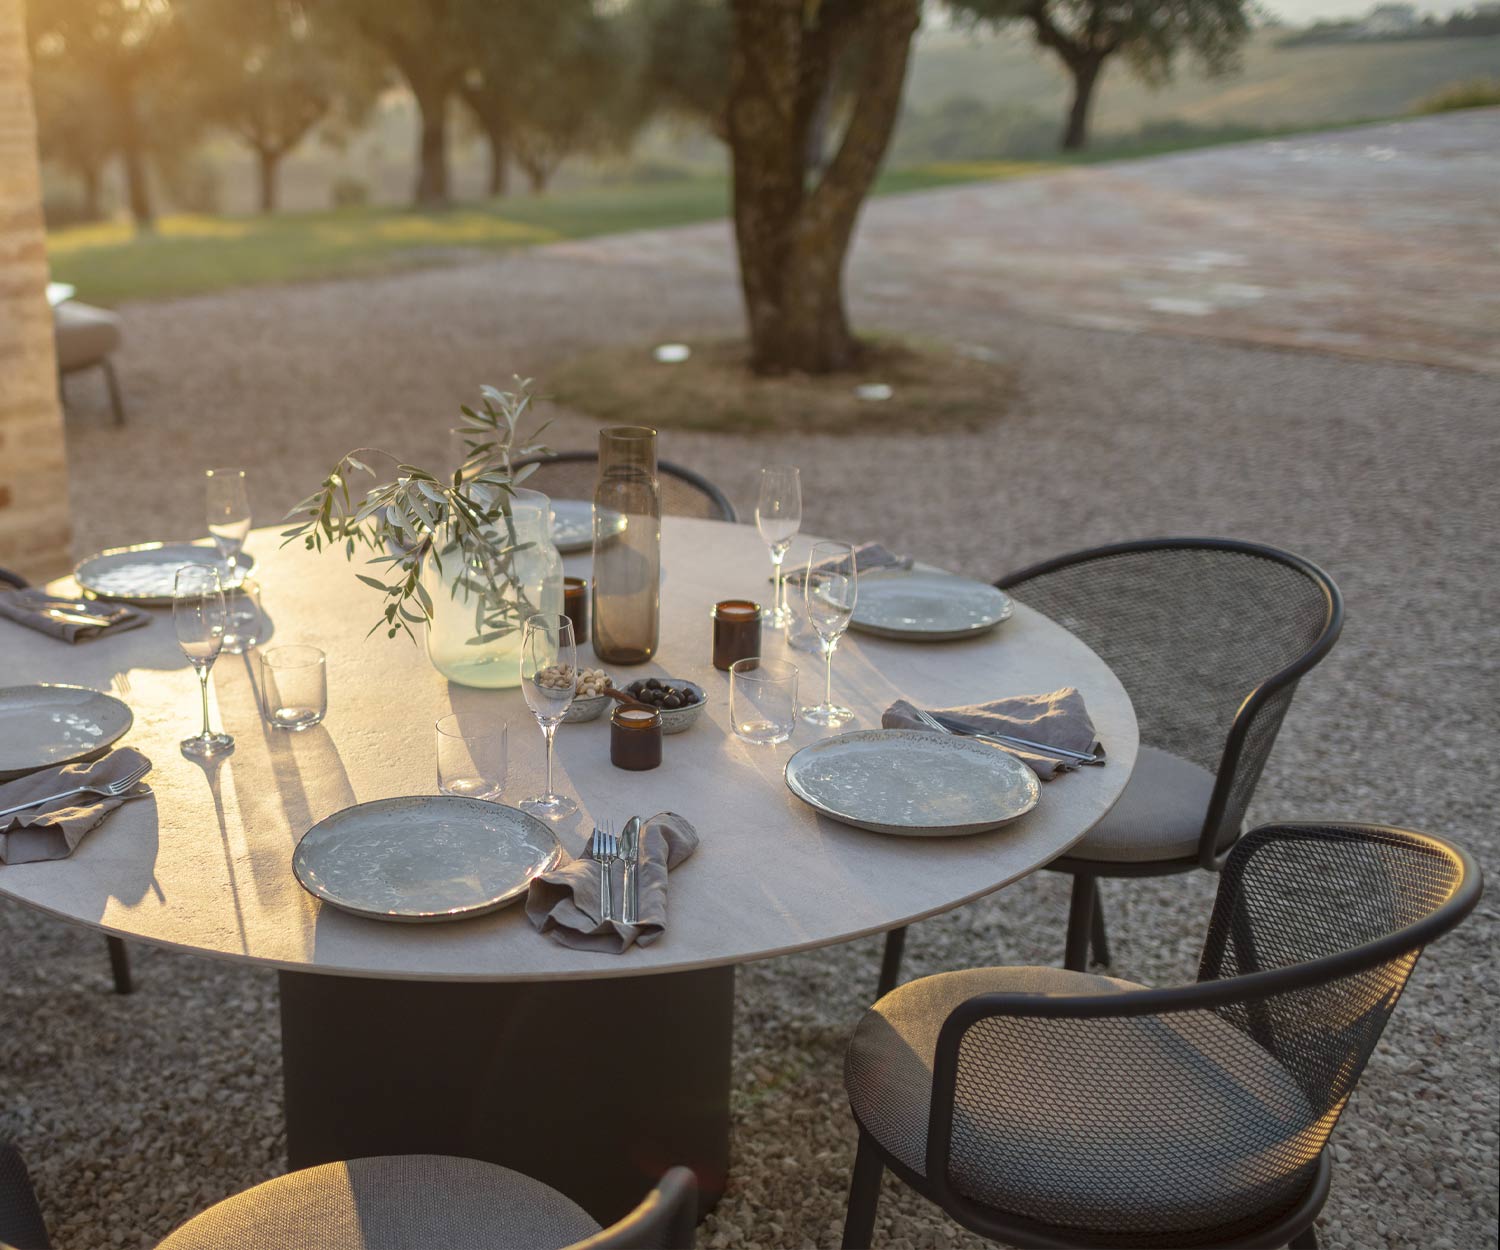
[
  {"xmin": 0, "ymin": 757, "xmax": 154, "ymax": 819},
  {"xmin": 593, "ymin": 821, "xmax": 620, "ymax": 923}
]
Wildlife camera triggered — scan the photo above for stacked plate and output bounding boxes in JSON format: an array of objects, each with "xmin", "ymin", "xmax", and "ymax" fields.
[
  {"xmin": 549, "ymin": 500, "xmax": 626, "ymax": 555},
  {"xmin": 784, "ymin": 729, "xmax": 1039, "ymax": 837},
  {"xmin": 846, "ymin": 569, "xmax": 1013, "ymax": 642},
  {"xmin": 292, "ymin": 795, "xmax": 562, "ymax": 923},
  {"xmin": 74, "ymin": 541, "xmax": 256, "ymax": 606}
]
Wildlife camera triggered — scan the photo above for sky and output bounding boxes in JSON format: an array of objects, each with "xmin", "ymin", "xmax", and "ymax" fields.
[{"xmin": 1266, "ymin": 0, "xmax": 1474, "ymax": 18}]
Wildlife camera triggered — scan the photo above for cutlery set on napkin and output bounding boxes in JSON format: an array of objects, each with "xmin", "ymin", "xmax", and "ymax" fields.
[
  {"xmin": 884, "ymin": 687, "xmax": 1105, "ymax": 779},
  {"xmin": 0, "ymin": 589, "xmax": 149, "ymax": 643},
  {"xmin": 0, "ymin": 748, "xmax": 153, "ymax": 865},
  {"xmin": 526, "ymin": 812, "xmax": 698, "ymax": 954}
]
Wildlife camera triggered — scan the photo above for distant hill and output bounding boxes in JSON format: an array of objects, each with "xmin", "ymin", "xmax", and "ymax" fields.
[{"xmin": 902, "ymin": 27, "xmax": 1500, "ymax": 136}]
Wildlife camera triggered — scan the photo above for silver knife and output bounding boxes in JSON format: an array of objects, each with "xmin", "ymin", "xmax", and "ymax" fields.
[{"xmin": 622, "ymin": 816, "xmax": 642, "ymax": 925}]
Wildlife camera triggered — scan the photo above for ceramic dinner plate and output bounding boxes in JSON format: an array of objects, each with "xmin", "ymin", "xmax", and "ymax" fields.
[
  {"xmin": 75, "ymin": 541, "xmax": 256, "ymax": 605},
  {"xmin": 292, "ymin": 795, "xmax": 563, "ymax": 923},
  {"xmin": 0, "ymin": 684, "xmax": 133, "ymax": 777},
  {"xmin": 784, "ymin": 729, "xmax": 1040, "ymax": 837},
  {"xmin": 550, "ymin": 499, "xmax": 626, "ymax": 554},
  {"xmin": 848, "ymin": 570, "xmax": 1013, "ymax": 641}
]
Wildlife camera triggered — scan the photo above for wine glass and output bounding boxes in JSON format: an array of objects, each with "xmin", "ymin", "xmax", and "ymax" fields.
[
  {"xmin": 174, "ymin": 564, "xmax": 235, "ymax": 759},
  {"xmin": 519, "ymin": 613, "xmax": 578, "ymax": 820},
  {"xmin": 756, "ymin": 466, "xmax": 802, "ymax": 629},
  {"xmin": 801, "ymin": 541, "xmax": 858, "ymax": 728},
  {"xmin": 205, "ymin": 467, "xmax": 251, "ymax": 574}
]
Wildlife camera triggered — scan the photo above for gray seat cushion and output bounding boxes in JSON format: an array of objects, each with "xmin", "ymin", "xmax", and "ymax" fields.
[
  {"xmin": 845, "ymin": 965, "xmax": 1321, "ymax": 1239},
  {"xmin": 156, "ymin": 1154, "xmax": 602, "ymax": 1250},
  {"xmin": 1069, "ymin": 745, "xmax": 1217, "ymax": 863},
  {"xmin": 53, "ymin": 301, "xmax": 121, "ymax": 371}
]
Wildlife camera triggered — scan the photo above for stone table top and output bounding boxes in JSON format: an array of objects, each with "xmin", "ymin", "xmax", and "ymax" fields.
[{"xmin": 0, "ymin": 516, "xmax": 1136, "ymax": 981}]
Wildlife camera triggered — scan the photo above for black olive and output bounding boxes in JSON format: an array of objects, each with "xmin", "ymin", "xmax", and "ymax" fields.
[
  {"xmin": 681, "ymin": 690, "xmax": 698, "ymax": 705},
  {"xmin": 646, "ymin": 678, "xmax": 663, "ymax": 690},
  {"xmin": 663, "ymin": 694, "xmax": 683, "ymax": 709},
  {"xmin": 628, "ymin": 681, "xmax": 644, "ymax": 695}
]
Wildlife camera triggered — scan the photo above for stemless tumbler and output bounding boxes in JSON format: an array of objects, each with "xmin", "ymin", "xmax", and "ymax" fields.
[
  {"xmin": 260, "ymin": 645, "xmax": 327, "ymax": 731},
  {"xmin": 730, "ymin": 658, "xmax": 799, "ymax": 746},
  {"xmin": 435, "ymin": 714, "xmax": 508, "ymax": 799}
]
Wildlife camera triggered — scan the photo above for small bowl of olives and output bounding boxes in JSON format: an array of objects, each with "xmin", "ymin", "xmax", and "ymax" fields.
[{"xmin": 622, "ymin": 677, "xmax": 707, "ymax": 735}]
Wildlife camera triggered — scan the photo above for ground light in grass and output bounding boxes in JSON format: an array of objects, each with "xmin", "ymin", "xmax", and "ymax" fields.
[{"xmin": 549, "ymin": 339, "xmax": 1018, "ymax": 436}]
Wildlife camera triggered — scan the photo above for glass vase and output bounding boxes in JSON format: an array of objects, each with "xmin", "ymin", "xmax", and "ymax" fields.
[
  {"xmin": 591, "ymin": 427, "xmax": 661, "ymax": 665},
  {"xmin": 423, "ymin": 489, "xmax": 563, "ymax": 688}
]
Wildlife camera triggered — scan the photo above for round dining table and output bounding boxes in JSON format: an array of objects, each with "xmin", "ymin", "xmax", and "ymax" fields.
[{"xmin": 0, "ymin": 515, "xmax": 1137, "ymax": 1224}]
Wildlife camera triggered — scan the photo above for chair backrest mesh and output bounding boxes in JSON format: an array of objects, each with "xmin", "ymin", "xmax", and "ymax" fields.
[
  {"xmin": 512, "ymin": 453, "xmax": 734, "ymax": 522},
  {"xmin": 1000, "ymin": 543, "xmax": 1337, "ymax": 846},
  {"xmin": 942, "ymin": 824, "xmax": 1473, "ymax": 1246}
]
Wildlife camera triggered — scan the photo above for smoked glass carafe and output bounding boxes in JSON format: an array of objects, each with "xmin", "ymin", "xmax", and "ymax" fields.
[{"xmin": 591, "ymin": 427, "xmax": 661, "ymax": 664}]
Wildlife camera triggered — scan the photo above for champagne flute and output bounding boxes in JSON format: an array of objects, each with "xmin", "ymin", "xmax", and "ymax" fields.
[
  {"xmin": 174, "ymin": 564, "xmax": 235, "ymax": 759},
  {"xmin": 205, "ymin": 467, "xmax": 251, "ymax": 574},
  {"xmin": 519, "ymin": 613, "xmax": 578, "ymax": 820},
  {"xmin": 756, "ymin": 466, "xmax": 802, "ymax": 629},
  {"xmin": 801, "ymin": 541, "xmax": 858, "ymax": 728}
]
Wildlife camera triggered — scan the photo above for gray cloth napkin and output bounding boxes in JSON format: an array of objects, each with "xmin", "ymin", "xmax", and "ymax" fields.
[
  {"xmin": 0, "ymin": 589, "xmax": 149, "ymax": 643},
  {"xmin": 883, "ymin": 687, "xmax": 1103, "ymax": 781},
  {"xmin": 0, "ymin": 748, "xmax": 152, "ymax": 864},
  {"xmin": 525, "ymin": 812, "xmax": 698, "ymax": 954},
  {"xmin": 781, "ymin": 542, "xmax": 914, "ymax": 588}
]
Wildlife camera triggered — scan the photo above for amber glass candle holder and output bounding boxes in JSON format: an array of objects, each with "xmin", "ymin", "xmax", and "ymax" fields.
[
  {"xmin": 712, "ymin": 599, "xmax": 763, "ymax": 672},
  {"xmin": 610, "ymin": 705, "xmax": 663, "ymax": 771},
  {"xmin": 564, "ymin": 576, "xmax": 589, "ymax": 644}
]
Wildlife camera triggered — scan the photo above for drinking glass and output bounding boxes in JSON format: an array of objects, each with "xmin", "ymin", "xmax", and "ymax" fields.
[
  {"xmin": 435, "ymin": 714, "xmax": 508, "ymax": 799},
  {"xmin": 205, "ymin": 467, "xmax": 251, "ymax": 572},
  {"xmin": 801, "ymin": 541, "xmax": 858, "ymax": 728},
  {"xmin": 260, "ymin": 645, "xmax": 327, "ymax": 731},
  {"xmin": 221, "ymin": 577, "xmax": 262, "ymax": 654},
  {"xmin": 756, "ymin": 466, "xmax": 802, "ymax": 629},
  {"xmin": 174, "ymin": 563, "xmax": 234, "ymax": 758},
  {"xmin": 519, "ymin": 613, "xmax": 578, "ymax": 819},
  {"xmin": 730, "ymin": 658, "xmax": 799, "ymax": 746}
]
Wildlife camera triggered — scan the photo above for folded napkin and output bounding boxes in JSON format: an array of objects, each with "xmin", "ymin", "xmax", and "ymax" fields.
[
  {"xmin": 883, "ymin": 687, "xmax": 1103, "ymax": 781},
  {"xmin": 0, "ymin": 748, "xmax": 152, "ymax": 865},
  {"xmin": 525, "ymin": 812, "xmax": 698, "ymax": 954},
  {"xmin": 781, "ymin": 542, "xmax": 914, "ymax": 588},
  {"xmin": 0, "ymin": 589, "xmax": 149, "ymax": 643}
]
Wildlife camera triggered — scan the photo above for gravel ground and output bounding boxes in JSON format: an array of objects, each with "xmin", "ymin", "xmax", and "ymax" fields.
[{"xmin": 7, "ymin": 142, "xmax": 1500, "ymax": 1250}]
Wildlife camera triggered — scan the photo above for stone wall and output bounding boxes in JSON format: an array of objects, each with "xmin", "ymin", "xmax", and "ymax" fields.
[{"xmin": 0, "ymin": 0, "xmax": 71, "ymax": 581}]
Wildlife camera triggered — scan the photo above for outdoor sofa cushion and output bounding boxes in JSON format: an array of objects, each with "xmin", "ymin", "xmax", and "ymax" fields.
[{"xmin": 53, "ymin": 301, "xmax": 121, "ymax": 372}]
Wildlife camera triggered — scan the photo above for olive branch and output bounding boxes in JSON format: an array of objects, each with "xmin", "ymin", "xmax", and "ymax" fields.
[{"xmin": 281, "ymin": 378, "xmax": 552, "ymax": 643}]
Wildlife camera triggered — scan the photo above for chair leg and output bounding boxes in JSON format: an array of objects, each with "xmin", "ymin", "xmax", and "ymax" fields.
[
  {"xmin": 106, "ymin": 936, "xmax": 134, "ymax": 995},
  {"xmin": 1089, "ymin": 885, "xmax": 1111, "ymax": 967},
  {"xmin": 842, "ymin": 1130, "xmax": 884, "ymax": 1249},
  {"xmin": 101, "ymin": 358, "xmax": 125, "ymax": 425},
  {"xmin": 1064, "ymin": 874, "xmax": 1096, "ymax": 972},
  {"xmin": 876, "ymin": 926, "xmax": 906, "ymax": 998},
  {"xmin": 1289, "ymin": 1226, "xmax": 1318, "ymax": 1249}
]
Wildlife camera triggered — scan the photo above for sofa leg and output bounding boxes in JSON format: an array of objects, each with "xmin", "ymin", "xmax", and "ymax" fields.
[
  {"xmin": 842, "ymin": 1130, "xmax": 884, "ymax": 1249},
  {"xmin": 875, "ymin": 926, "xmax": 906, "ymax": 999},
  {"xmin": 101, "ymin": 358, "xmax": 125, "ymax": 425},
  {"xmin": 1065, "ymin": 874, "xmax": 1096, "ymax": 972},
  {"xmin": 1090, "ymin": 885, "xmax": 1111, "ymax": 967},
  {"xmin": 106, "ymin": 936, "xmax": 134, "ymax": 995}
]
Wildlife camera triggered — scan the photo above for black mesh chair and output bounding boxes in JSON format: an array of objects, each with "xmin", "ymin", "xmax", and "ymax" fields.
[
  {"xmin": 0, "ymin": 566, "xmax": 134, "ymax": 996},
  {"xmin": 156, "ymin": 1156, "xmax": 697, "ymax": 1249},
  {"xmin": 0, "ymin": 1142, "xmax": 49, "ymax": 1249},
  {"xmin": 879, "ymin": 538, "xmax": 1342, "ymax": 990},
  {"xmin": 843, "ymin": 822, "xmax": 1481, "ymax": 1249},
  {"xmin": 511, "ymin": 451, "xmax": 737, "ymax": 522}
]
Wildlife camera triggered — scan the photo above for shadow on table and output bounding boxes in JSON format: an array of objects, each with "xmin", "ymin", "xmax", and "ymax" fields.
[{"xmin": 182, "ymin": 751, "xmax": 250, "ymax": 955}]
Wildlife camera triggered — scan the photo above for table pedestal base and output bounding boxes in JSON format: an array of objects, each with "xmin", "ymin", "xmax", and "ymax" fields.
[{"xmin": 278, "ymin": 965, "xmax": 734, "ymax": 1226}]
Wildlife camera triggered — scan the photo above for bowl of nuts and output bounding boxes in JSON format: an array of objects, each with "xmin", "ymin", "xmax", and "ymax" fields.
[
  {"xmin": 621, "ymin": 677, "xmax": 707, "ymax": 734},
  {"xmin": 550, "ymin": 667, "xmax": 614, "ymax": 722}
]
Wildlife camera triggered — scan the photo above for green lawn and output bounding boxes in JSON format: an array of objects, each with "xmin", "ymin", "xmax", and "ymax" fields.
[{"xmin": 46, "ymin": 163, "xmax": 1045, "ymax": 305}]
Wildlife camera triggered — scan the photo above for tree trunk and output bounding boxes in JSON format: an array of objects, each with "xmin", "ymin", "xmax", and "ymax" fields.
[
  {"xmin": 111, "ymin": 77, "xmax": 154, "ymax": 231},
  {"xmin": 81, "ymin": 165, "xmax": 103, "ymax": 221},
  {"xmin": 486, "ymin": 135, "xmax": 507, "ymax": 196},
  {"xmin": 522, "ymin": 162, "xmax": 551, "ymax": 195},
  {"xmin": 256, "ymin": 147, "xmax": 280, "ymax": 214},
  {"xmin": 411, "ymin": 81, "xmax": 450, "ymax": 207},
  {"xmin": 1061, "ymin": 57, "xmax": 1103, "ymax": 151},
  {"xmin": 727, "ymin": 0, "xmax": 919, "ymax": 376}
]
